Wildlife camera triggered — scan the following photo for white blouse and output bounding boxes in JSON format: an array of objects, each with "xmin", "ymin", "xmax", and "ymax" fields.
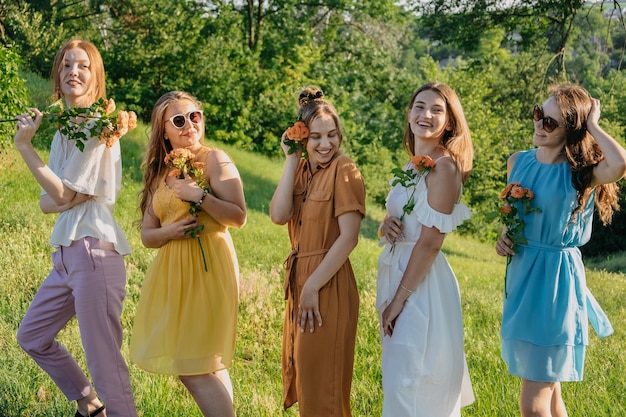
[{"xmin": 44, "ymin": 130, "xmax": 131, "ymax": 255}]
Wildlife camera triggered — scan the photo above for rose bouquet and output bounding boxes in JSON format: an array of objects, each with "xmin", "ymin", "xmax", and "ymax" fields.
[
  {"xmin": 164, "ymin": 148, "xmax": 211, "ymax": 271},
  {"xmin": 45, "ymin": 98, "xmax": 137, "ymax": 151},
  {"xmin": 493, "ymin": 182, "xmax": 541, "ymax": 296},
  {"xmin": 283, "ymin": 120, "xmax": 310, "ymax": 159},
  {"xmin": 1, "ymin": 98, "xmax": 137, "ymax": 151}
]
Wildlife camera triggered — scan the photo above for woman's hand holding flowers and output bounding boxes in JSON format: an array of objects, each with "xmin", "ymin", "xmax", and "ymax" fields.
[
  {"xmin": 281, "ymin": 120, "xmax": 309, "ymax": 159},
  {"xmin": 165, "ymin": 217, "xmax": 201, "ymax": 241},
  {"xmin": 495, "ymin": 232, "xmax": 516, "ymax": 257},
  {"xmin": 380, "ymin": 216, "xmax": 404, "ymax": 244},
  {"xmin": 491, "ymin": 182, "xmax": 541, "ymax": 297},
  {"xmin": 280, "ymin": 130, "xmax": 302, "ymax": 159},
  {"xmin": 165, "ymin": 172, "xmax": 205, "ymax": 203},
  {"xmin": 164, "ymin": 148, "xmax": 210, "ymax": 271},
  {"xmin": 13, "ymin": 108, "xmax": 43, "ymax": 149}
]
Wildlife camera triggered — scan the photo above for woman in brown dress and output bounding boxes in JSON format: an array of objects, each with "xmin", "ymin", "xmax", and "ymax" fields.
[{"xmin": 270, "ymin": 88, "xmax": 366, "ymax": 417}]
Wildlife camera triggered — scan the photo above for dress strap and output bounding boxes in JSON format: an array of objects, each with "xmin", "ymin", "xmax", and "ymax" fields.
[{"xmin": 433, "ymin": 155, "xmax": 451, "ymax": 164}]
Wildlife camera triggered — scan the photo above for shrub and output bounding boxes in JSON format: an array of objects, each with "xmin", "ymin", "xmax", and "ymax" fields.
[{"xmin": 0, "ymin": 45, "xmax": 29, "ymax": 148}]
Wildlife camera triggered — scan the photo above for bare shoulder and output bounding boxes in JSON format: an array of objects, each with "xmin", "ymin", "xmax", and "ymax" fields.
[
  {"xmin": 426, "ymin": 157, "xmax": 462, "ymax": 213},
  {"xmin": 206, "ymin": 147, "xmax": 233, "ymax": 164},
  {"xmin": 434, "ymin": 155, "xmax": 460, "ymax": 175},
  {"xmin": 507, "ymin": 151, "xmax": 521, "ymax": 174},
  {"xmin": 205, "ymin": 147, "xmax": 237, "ymax": 172},
  {"xmin": 429, "ymin": 155, "xmax": 461, "ymax": 187},
  {"xmin": 204, "ymin": 147, "xmax": 241, "ymax": 181}
]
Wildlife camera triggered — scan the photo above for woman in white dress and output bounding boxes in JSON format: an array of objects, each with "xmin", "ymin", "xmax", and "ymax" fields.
[{"xmin": 377, "ymin": 82, "xmax": 475, "ymax": 417}]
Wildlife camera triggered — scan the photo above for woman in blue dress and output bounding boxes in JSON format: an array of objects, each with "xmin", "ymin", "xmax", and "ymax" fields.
[{"xmin": 495, "ymin": 84, "xmax": 626, "ymax": 416}]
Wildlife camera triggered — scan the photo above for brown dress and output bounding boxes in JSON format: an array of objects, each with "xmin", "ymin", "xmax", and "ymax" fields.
[{"xmin": 282, "ymin": 152, "xmax": 366, "ymax": 416}]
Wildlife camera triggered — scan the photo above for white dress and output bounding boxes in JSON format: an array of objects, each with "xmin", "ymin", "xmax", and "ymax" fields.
[{"xmin": 376, "ymin": 163, "xmax": 474, "ymax": 417}]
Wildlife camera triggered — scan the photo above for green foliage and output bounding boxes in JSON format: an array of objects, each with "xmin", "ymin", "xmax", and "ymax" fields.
[
  {"xmin": 1, "ymin": 1, "xmax": 97, "ymax": 76},
  {"xmin": 0, "ymin": 45, "xmax": 29, "ymax": 148},
  {"xmin": 3, "ymin": 0, "xmax": 626, "ymax": 252}
]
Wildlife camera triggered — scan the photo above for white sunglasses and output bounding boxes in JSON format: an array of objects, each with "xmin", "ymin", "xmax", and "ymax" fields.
[{"xmin": 167, "ymin": 110, "xmax": 203, "ymax": 129}]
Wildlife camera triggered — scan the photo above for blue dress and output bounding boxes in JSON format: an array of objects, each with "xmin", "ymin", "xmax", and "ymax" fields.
[{"xmin": 501, "ymin": 149, "xmax": 613, "ymax": 382}]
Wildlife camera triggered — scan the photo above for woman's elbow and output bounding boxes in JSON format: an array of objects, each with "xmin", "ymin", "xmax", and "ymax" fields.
[
  {"xmin": 269, "ymin": 208, "xmax": 290, "ymax": 225},
  {"xmin": 39, "ymin": 202, "xmax": 53, "ymax": 214},
  {"xmin": 341, "ymin": 232, "xmax": 360, "ymax": 253},
  {"xmin": 232, "ymin": 210, "xmax": 247, "ymax": 229},
  {"xmin": 270, "ymin": 214, "xmax": 287, "ymax": 225},
  {"xmin": 141, "ymin": 237, "xmax": 162, "ymax": 249}
]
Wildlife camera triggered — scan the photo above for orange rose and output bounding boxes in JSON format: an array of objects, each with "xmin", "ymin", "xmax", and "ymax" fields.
[
  {"xmin": 105, "ymin": 131, "xmax": 123, "ymax": 148},
  {"xmin": 510, "ymin": 184, "xmax": 525, "ymax": 199},
  {"xmin": 103, "ymin": 98, "xmax": 116, "ymax": 115},
  {"xmin": 165, "ymin": 148, "xmax": 194, "ymax": 165},
  {"xmin": 500, "ymin": 182, "xmax": 515, "ymax": 200},
  {"xmin": 286, "ymin": 121, "xmax": 310, "ymax": 141},
  {"xmin": 128, "ymin": 111, "xmax": 137, "ymax": 131},
  {"xmin": 411, "ymin": 155, "xmax": 436, "ymax": 172},
  {"xmin": 500, "ymin": 205, "xmax": 512, "ymax": 214},
  {"xmin": 167, "ymin": 168, "xmax": 182, "ymax": 177},
  {"xmin": 116, "ymin": 110, "xmax": 129, "ymax": 131}
]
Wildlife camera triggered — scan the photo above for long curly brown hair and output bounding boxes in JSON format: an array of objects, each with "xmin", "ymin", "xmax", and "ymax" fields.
[{"xmin": 551, "ymin": 84, "xmax": 620, "ymax": 225}]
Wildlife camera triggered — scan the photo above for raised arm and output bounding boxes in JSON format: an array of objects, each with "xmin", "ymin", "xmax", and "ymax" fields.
[
  {"xmin": 14, "ymin": 109, "xmax": 78, "ymax": 205},
  {"xmin": 270, "ymin": 133, "xmax": 302, "ymax": 225},
  {"xmin": 587, "ymin": 98, "xmax": 626, "ymax": 186}
]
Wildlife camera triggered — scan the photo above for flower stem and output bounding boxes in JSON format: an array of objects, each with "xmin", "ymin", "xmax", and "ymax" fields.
[
  {"xmin": 504, "ymin": 254, "xmax": 512, "ymax": 298},
  {"xmin": 198, "ymin": 237, "xmax": 208, "ymax": 272}
]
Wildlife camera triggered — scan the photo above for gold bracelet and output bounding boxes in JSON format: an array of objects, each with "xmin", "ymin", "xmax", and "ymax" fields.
[{"xmin": 400, "ymin": 283, "xmax": 413, "ymax": 294}]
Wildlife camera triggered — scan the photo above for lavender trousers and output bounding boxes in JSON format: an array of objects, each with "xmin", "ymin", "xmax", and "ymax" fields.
[{"xmin": 16, "ymin": 237, "xmax": 137, "ymax": 417}]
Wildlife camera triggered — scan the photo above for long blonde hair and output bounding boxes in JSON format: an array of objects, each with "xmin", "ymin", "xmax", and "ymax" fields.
[
  {"xmin": 51, "ymin": 39, "xmax": 106, "ymax": 104},
  {"xmin": 401, "ymin": 82, "xmax": 473, "ymax": 183},
  {"xmin": 138, "ymin": 91, "xmax": 204, "ymax": 221},
  {"xmin": 551, "ymin": 84, "xmax": 620, "ymax": 225}
]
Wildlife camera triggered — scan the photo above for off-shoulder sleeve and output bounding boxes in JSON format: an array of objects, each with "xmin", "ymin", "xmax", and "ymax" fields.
[
  {"xmin": 334, "ymin": 155, "xmax": 366, "ymax": 218},
  {"xmin": 413, "ymin": 179, "xmax": 471, "ymax": 233}
]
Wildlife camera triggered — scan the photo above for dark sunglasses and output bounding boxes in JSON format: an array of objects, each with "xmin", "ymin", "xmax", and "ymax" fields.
[
  {"xmin": 167, "ymin": 110, "xmax": 203, "ymax": 129},
  {"xmin": 533, "ymin": 104, "xmax": 560, "ymax": 133}
]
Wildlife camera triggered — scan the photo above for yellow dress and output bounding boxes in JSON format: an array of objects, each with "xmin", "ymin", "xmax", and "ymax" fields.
[{"xmin": 130, "ymin": 172, "xmax": 239, "ymax": 375}]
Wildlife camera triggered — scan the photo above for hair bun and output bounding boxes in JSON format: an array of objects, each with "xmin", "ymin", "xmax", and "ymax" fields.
[{"xmin": 298, "ymin": 89, "xmax": 324, "ymax": 107}]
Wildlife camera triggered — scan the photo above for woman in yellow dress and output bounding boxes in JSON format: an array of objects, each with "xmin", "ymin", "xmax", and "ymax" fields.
[{"xmin": 130, "ymin": 91, "xmax": 246, "ymax": 416}]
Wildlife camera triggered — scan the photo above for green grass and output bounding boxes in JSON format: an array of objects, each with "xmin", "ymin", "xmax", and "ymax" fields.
[{"xmin": 1, "ymin": 125, "xmax": 625, "ymax": 416}]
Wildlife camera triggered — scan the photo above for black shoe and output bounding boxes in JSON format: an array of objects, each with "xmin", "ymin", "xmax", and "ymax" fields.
[{"xmin": 74, "ymin": 405, "xmax": 105, "ymax": 417}]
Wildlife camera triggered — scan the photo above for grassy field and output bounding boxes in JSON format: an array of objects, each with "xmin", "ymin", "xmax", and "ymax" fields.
[{"xmin": 1, "ymin": 124, "xmax": 625, "ymax": 417}]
